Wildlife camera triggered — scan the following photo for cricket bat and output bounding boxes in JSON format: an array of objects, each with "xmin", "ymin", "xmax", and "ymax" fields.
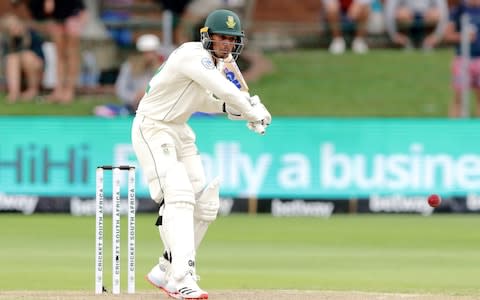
[{"xmin": 220, "ymin": 57, "xmax": 265, "ymax": 134}]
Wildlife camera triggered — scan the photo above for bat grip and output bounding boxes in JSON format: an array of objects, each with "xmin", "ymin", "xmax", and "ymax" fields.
[{"xmin": 247, "ymin": 121, "xmax": 265, "ymax": 135}]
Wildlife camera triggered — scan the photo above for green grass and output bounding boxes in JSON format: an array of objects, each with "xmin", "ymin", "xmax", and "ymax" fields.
[
  {"xmin": 249, "ymin": 49, "xmax": 454, "ymax": 117},
  {"xmin": 1, "ymin": 213, "xmax": 479, "ymax": 295},
  {"xmin": 0, "ymin": 94, "xmax": 120, "ymax": 116},
  {"xmin": 0, "ymin": 49, "xmax": 462, "ymax": 117},
  {"xmin": 251, "ymin": 50, "xmax": 452, "ymax": 117}
]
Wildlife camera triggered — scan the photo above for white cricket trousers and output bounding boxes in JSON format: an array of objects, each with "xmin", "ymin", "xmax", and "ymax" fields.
[{"xmin": 131, "ymin": 114, "xmax": 206, "ymax": 202}]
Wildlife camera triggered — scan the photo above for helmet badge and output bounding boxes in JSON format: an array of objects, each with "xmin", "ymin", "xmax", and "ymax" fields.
[{"xmin": 226, "ymin": 16, "xmax": 236, "ymax": 29}]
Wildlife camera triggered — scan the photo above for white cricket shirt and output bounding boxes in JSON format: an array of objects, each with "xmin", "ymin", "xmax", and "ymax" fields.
[{"xmin": 136, "ymin": 42, "xmax": 252, "ymax": 124}]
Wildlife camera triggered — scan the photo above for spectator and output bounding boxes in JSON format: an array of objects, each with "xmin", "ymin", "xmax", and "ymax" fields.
[
  {"xmin": 385, "ymin": 0, "xmax": 449, "ymax": 51},
  {"xmin": 321, "ymin": 0, "xmax": 373, "ymax": 54},
  {"xmin": 25, "ymin": 0, "xmax": 87, "ymax": 104},
  {"xmin": 154, "ymin": 0, "xmax": 191, "ymax": 48},
  {"xmin": 1, "ymin": 13, "xmax": 44, "ymax": 103},
  {"xmin": 444, "ymin": 0, "xmax": 480, "ymax": 117},
  {"xmin": 115, "ymin": 34, "xmax": 165, "ymax": 114}
]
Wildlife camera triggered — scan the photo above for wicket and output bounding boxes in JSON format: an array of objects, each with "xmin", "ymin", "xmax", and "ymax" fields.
[{"xmin": 95, "ymin": 165, "xmax": 136, "ymax": 294}]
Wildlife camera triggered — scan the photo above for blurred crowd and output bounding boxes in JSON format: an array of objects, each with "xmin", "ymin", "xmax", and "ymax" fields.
[
  {"xmin": 1, "ymin": 0, "xmax": 87, "ymax": 104},
  {"xmin": 323, "ymin": 0, "xmax": 450, "ymax": 54},
  {"xmin": 0, "ymin": 0, "xmax": 479, "ymax": 117}
]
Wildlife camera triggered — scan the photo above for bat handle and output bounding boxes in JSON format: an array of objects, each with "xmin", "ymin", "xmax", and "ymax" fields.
[{"xmin": 247, "ymin": 121, "xmax": 265, "ymax": 135}]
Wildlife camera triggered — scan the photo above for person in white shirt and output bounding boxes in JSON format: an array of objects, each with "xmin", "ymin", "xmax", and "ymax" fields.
[
  {"xmin": 384, "ymin": 0, "xmax": 448, "ymax": 50},
  {"xmin": 132, "ymin": 9, "xmax": 271, "ymax": 299},
  {"xmin": 115, "ymin": 34, "xmax": 165, "ymax": 114}
]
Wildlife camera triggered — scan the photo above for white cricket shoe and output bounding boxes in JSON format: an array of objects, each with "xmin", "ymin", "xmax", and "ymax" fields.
[
  {"xmin": 146, "ymin": 262, "xmax": 180, "ymax": 299},
  {"xmin": 328, "ymin": 37, "xmax": 346, "ymax": 55},
  {"xmin": 352, "ymin": 37, "xmax": 369, "ymax": 54},
  {"xmin": 166, "ymin": 271, "xmax": 208, "ymax": 300}
]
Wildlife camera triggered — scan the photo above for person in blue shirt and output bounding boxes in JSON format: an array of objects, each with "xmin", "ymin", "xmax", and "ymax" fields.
[{"xmin": 444, "ymin": 0, "xmax": 480, "ymax": 117}]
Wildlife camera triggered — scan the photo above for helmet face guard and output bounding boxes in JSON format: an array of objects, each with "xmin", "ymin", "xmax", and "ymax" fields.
[
  {"xmin": 200, "ymin": 9, "xmax": 245, "ymax": 60},
  {"xmin": 200, "ymin": 27, "xmax": 244, "ymax": 60}
]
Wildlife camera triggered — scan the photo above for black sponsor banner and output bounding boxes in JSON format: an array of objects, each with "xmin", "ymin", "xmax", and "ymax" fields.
[
  {"xmin": 1, "ymin": 195, "xmax": 479, "ymax": 215},
  {"xmin": 0, "ymin": 196, "xmax": 159, "ymax": 215}
]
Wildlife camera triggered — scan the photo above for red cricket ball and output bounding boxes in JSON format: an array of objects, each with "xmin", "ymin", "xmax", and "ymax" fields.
[{"xmin": 427, "ymin": 194, "xmax": 441, "ymax": 208}]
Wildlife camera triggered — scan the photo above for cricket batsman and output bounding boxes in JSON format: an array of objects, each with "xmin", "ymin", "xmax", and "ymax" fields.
[{"xmin": 131, "ymin": 9, "xmax": 271, "ymax": 299}]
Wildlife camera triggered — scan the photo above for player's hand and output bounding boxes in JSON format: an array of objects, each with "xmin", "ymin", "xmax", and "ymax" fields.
[
  {"xmin": 259, "ymin": 104, "xmax": 271, "ymax": 126},
  {"xmin": 249, "ymin": 95, "xmax": 271, "ymax": 127},
  {"xmin": 247, "ymin": 121, "xmax": 266, "ymax": 135},
  {"xmin": 245, "ymin": 100, "xmax": 271, "ymax": 136},
  {"xmin": 225, "ymin": 94, "xmax": 271, "ymax": 134},
  {"xmin": 243, "ymin": 104, "xmax": 266, "ymax": 123},
  {"xmin": 244, "ymin": 95, "xmax": 271, "ymax": 123},
  {"xmin": 225, "ymin": 104, "xmax": 270, "ymax": 124}
]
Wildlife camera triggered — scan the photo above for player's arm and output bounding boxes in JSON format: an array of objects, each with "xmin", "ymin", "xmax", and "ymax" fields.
[
  {"xmin": 176, "ymin": 51, "xmax": 266, "ymax": 123},
  {"xmin": 197, "ymin": 93, "xmax": 224, "ymax": 114},
  {"xmin": 196, "ymin": 93, "xmax": 253, "ymax": 122},
  {"xmin": 196, "ymin": 90, "xmax": 249, "ymax": 119},
  {"xmin": 196, "ymin": 77, "xmax": 271, "ymax": 134},
  {"xmin": 218, "ymin": 58, "xmax": 271, "ymax": 125}
]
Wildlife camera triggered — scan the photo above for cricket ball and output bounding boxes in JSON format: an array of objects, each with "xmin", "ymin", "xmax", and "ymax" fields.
[{"xmin": 427, "ymin": 194, "xmax": 441, "ymax": 208}]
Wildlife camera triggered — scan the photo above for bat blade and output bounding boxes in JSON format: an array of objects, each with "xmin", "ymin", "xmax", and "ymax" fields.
[
  {"xmin": 223, "ymin": 59, "xmax": 249, "ymax": 92},
  {"xmin": 220, "ymin": 57, "xmax": 266, "ymax": 135}
]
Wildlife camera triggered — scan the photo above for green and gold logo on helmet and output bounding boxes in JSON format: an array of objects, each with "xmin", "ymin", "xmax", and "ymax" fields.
[{"xmin": 226, "ymin": 16, "xmax": 236, "ymax": 29}]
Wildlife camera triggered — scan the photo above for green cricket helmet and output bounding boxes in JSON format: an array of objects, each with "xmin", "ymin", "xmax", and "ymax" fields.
[{"xmin": 200, "ymin": 9, "xmax": 245, "ymax": 60}]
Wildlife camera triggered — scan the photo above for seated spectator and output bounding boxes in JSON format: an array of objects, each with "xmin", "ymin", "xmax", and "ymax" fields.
[
  {"xmin": 321, "ymin": 0, "xmax": 373, "ymax": 54},
  {"xmin": 385, "ymin": 0, "xmax": 449, "ymax": 51},
  {"xmin": 1, "ymin": 13, "xmax": 45, "ymax": 103},
  {"xmin": 444, "ymin": 0, "xmax": 480, "ymax": 117},
  {"xmin": 106, "ymin": 34, "xmax": 164, "ymax": 116},
  {"xmin": 154, "ymin": 0, "xmax": 191, "ymax": 47},
  {"xmin": 25, "ymin": 0, "xmax": 87, "ymax": 104}
]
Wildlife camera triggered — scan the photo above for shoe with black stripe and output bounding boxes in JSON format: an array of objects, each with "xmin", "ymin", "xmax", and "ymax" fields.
[{"xmin": 167, "ymin": 271, "xmax": 208, "ymax": 299}]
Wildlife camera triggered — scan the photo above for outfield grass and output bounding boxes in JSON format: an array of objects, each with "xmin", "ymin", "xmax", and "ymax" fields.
[
  {"xmin": 1, "ymin": 213, "xmax": 479, "ymax": 295},
  {"xmin": 0, "ymin": 49, "xmax": 460, "ymax": 117},
  {"xmin": 251, "ymin": 49, "xmax": 454, "ymax": 117},
  {"xmin": 0, "ymin": 94, "xmax": 120, "ymax": 116}
]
